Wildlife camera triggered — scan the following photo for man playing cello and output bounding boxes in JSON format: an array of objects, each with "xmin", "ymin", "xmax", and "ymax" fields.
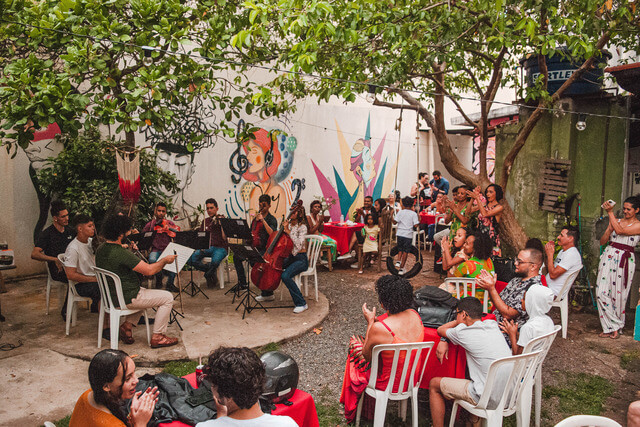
[{"xmin": 233, "ymin": 195, "xmax": 277, "ymax": 297}]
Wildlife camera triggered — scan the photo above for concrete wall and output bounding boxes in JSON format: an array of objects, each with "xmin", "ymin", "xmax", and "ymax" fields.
[{"xmin": 495, "ymin": 95, "xmax": 628, "ymax": 274}]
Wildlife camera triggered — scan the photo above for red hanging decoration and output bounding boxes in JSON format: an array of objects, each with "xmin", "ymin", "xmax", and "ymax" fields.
[{"xmin": 116, "ymin": 149, "xmax": 141, "ymax": 203}]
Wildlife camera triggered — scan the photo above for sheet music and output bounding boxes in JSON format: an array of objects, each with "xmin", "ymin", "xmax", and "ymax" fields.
[{"xmin": 160, "ymin": 242, "xmax": 195, "ymax": 274}]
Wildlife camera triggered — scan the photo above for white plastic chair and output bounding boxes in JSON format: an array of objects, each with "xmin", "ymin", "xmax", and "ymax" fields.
[
  {"xmin": 58, "ymin": 254, "xmax": 92, "ymax": 335},
  {"xmin": 94, "ymin": 267, "xmax": 150, "ymax": 350},
  {"xmin": 449, "ymin": 350, "xmax": 543, "ymax": 427},
  {"xmin": 45, "ymin": 265, "xmax": 67, "ymax": 315},
  {"xmin": 202, "ymin": 253, "xmax": 230, "ymax": 289},
  {"xmin": 355, "ymin": 341, "xmax": 435, "ymax": 427},
  {"xmin": 294, "ymin": 235, "xmax": 324, "ymax": 301},
  {"xmin": 551, "ymin": 270, "xmax": 580, "ymax": 339},
  {"xmin": 412, "ymin": 228, "xmax": 427, "ymax": 250},
  {"xmin": 445, "ymin": 277, "xmax": 490, "ymax": 313},
  {"xmin": 520, "ymin": 325, "xmax": 562, "ymax": 427},
  {"xmin": 554, "ymin": 415, "xmax": 622, "ymax": 427}
]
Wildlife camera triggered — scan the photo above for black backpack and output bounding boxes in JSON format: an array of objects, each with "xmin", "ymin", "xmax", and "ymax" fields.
[{"xmin": 413, "ymin": 285, "xmax": 458, "ymax": 328}]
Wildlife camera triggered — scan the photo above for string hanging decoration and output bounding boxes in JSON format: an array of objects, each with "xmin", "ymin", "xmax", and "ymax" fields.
[{"xmin": 116, "ymin": 149, "xmax": 141, "ymax": 203}]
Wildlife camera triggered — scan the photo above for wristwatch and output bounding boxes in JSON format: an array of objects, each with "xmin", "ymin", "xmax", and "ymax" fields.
[{"xmin": 440, "ymin": 336, "xmax": 448, "ymax": 343}]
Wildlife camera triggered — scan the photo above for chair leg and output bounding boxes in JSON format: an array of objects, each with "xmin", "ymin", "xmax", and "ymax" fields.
[
  {"xmin": 46, "ymin": 279, "xmax": 51, "ymax": 315},
  {"xmin": 110, "ymin": 313, "xmax": 120, "ymax": 350},
  {"xmin": 217, "ymin": 267, "xmax": 224, "ymax": 289},
  {"xmin": 65, "ymin": 295, "xmax": 74, "ymax": 336},
  {"xmin": 355, "ymin": 394, "xmax": 364, "ymax": 427},
  {"xmin": 398, "ymin": 399, "xmax": 407, "ymax": 422},
  {"xmin": 97, "ymin": 303, "xmax": 104, "ymax": 348},
  {"xmin": 143, "ymin": 311, "xmax": 151, "ymax": 346},
  {"xmin": 560, "ymin": 300, "xmax": 568, "ymax": 339},
  {"xmin": 304, "ymin": 276, "xmax": 308, "ymax": 298},
  {"xmin": 534, "ymin": 373, "xmax": 542, "ymax": 427},
  {"xmin": 449, "ymin": 401, "xmax": 459, "ymax": 427},
  {"xmin": 372, "ymin": 395, "xmax": 389, "ymax": 427},
  {"xmin": 517, "ymin": 383, "xmax": 533, "ymax": 427},
  {"xmin": 314, "ymin": 272, "xmax": 318, "ymax": 302},
  {"xmin": 485, "ymin": 410, "xmax": 503, "ymax": 427},
  {"xmin": 411, "ymin": 393, "xmax": 419, "ymax": 427}
]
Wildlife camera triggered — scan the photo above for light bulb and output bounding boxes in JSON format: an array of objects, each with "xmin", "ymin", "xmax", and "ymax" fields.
[
  {"xmin": 576, "ymin": 120, "xmax": 586, "ymax": 131},
  {"xmin": 366, "ymin": 92, "xmax": 376, "ymax": 103},
  {"xmin": 142, "ymin": 46, "xmax": 154, "ymax": 67}
]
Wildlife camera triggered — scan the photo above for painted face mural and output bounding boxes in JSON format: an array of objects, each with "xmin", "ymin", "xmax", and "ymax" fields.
[
  {"xmin": 312, "ymin": 115, "xmax": 399, "ymax": 221},
  {"xmin": 226, "ymin": 125, "xmax": 303, "ymax": 221}
]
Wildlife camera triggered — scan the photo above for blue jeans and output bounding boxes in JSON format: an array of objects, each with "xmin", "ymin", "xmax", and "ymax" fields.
[
  {"xmin": 149, "ymin": 251, "xmax": 176, "ymax": 287},
  {"xmin": 281, "ymin": 253, "xmax": 308, "ymax": 307},
  {"xmin": 189, "ymin": 246, "xmax": 227, "ymax": 279}
]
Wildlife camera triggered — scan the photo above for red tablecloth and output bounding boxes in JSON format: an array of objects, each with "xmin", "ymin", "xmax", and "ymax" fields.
[
  {"xmin": 323, "ymin": 222, "xmax": 364, "ymax": 255},
  {"xmin": 160, "ymin": 373, "xmax": 319, "ymax": 427},
  {"xmin": 419, "ymin": 212, "xmax": 437, "ymax": 225},
  {"xmin": 419, "ymin": 326, "xmax": 467, "ymax": 388}
]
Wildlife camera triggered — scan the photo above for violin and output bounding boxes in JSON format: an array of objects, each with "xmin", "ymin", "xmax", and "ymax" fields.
[
  {"xmin": 154, "ymin": 219, "xmax": 181, "ymax": 238},
  {"xmin": 250, "ymin": 200, "xmax": 303, "ymax": 292}
]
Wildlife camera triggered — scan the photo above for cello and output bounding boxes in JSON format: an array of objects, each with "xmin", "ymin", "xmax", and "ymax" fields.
[{"xmin": 250, "ymin": 200, "xmax": 302, "ymax": 292}]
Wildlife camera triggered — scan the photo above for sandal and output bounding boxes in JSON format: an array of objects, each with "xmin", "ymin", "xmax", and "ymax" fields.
[
  {"xmin": 150, "ymin": 334, "xmax": 179, "ymax": 348},
  {"xmin": 119, "ymin": 324, "xmax": 135, "ymax": 344},
  {"xmin": 610, "ymin": 331, "xmax": 620, "ymax": 340}
]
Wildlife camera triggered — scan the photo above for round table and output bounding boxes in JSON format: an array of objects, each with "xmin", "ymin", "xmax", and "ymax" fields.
[
  {"xmin": 322, "ymin": 222, "xmax": 364, "ymax": 256},
  {"xmin": 419, "ymin": 212, "xmax": 437, "ymax": 226}
]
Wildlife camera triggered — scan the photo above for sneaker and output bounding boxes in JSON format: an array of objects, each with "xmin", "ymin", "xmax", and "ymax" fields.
[
  {"xmin": 293, "ymin": 304, "xmax": 308, "ymax": 314},
  {"xmin": 358, "ymin": 270, "xmax": 363, "ymax": 274},
  {"xmin": 350, "ymin": 263, "xmax": 359, "ymax": 269},
  {"xmin": 398, "ymin": 268, "xmax": 406, "ymax": 275},
  {"xmin": 255, "ymin": 295, "xmax": 275, "ymax": 302},
  {"xmin": 395, "ymin": 261, "xmax": 401, "ymax": 268}
]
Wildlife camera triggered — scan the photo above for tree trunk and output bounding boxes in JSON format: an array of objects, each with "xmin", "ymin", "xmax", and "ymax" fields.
[{"xmin": 498, "ymin": 201, "xmax": 528, "ymax": 253}]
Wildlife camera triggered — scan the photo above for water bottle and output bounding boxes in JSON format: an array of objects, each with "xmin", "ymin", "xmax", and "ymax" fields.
[{"xmin": 340, "ymin": 214, "xmax": 344, "ymax": 223}]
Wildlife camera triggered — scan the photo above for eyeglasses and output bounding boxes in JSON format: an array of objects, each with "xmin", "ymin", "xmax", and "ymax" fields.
[
  {"xmin": 514, "ymin": 259, "xmax": 533, "ymax": 265},
  {"xmin": 456, "ymin": 309, "xmax": 466, "ymax": 316}
]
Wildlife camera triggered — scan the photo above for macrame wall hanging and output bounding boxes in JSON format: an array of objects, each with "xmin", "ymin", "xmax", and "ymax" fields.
[{"xmin": 116, "ymin": 148, "xmax": 141, "ymax": 205}]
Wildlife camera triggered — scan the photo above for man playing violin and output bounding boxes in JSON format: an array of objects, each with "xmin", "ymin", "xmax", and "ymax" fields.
[
  {"xmin": 233, "ymin": 194, "xmax": 277, "ymax": 294},
  {"xmin": 188, "ymin": 198, "xmax": 228, "ymax": 289},
  {"xmin": 142, "ymin": 202, "xmax": 179, "ymax": 292}
]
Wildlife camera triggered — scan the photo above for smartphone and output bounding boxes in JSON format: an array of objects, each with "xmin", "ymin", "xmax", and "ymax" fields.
[{"xmin": 607, "ymin": 199, "xmax": 616, "ymax": 206}]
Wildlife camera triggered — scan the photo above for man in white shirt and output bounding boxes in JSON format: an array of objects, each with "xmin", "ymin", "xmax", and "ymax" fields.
[
  {"xmin": 544, "ymin": 226, "xmax": 583, "ymax": 297},
  {"xmin": 196, "ymin": 347, "xmax": 297, "ymax": 427},
  {"xmin": 62, "ymin": 214, "xmax": 101, "ymax": 313},
  {"xmin": 430, "ymin": 297, "xmax": 512, "ymax": 427}
]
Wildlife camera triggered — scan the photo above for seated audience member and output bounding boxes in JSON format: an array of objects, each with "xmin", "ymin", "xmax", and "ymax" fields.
[
  {"xmin": 188, "ymin": 198, "xmax": 228, "ymax": 289},
  {"xmin": 629, "ymin": 400, "xmax": 640, "ymax": 427},
  {"xmin": 544, "ymin": 226, "xmax": 583, "ymax": 297},
  {"xmin": 346, "ymin": 196, "xmax": 375, "ymax": 259},
  {"xmin": 441, "ymin": 228, "xmax": 469, "ymax": 276},
  {"xmin": 374, "ymin": 198, "xmax": 387, "ymax": 215},
  {"xmin": 96, "ymin": 215, "xmax": 179, "ymax": 348},
  {"xmin": 307, "ymin": 200, "xmax": 337, "ymax": 261},
  {"xmin": 386, "ymin": 192, "xmax": 401, "ymax": 214},
  {"xmin": 70, "ymin": 349, "xmax": 159, "ymax": 427},
  {"xmin": 525, "ymin": 238, "xmax": 546, "ymax": 278},
  {"xmin": 63, "ymin": 214, "xmax": 101, "ymax": 313},
  {"xmin": 476, "ymin": 248, "xmax": 543, "ymax": 341},
  {"xmin": 454, "ymin": 231, "xmax": 494, "ymax": 278},
  {"xmin": 430, "ymin": 297, "xmax": 512, "ymax": 427},
  {"xmin": 340, "ymin": 275, "xmax": 425, "ymax": 423},
  {"xmin": 196, "ymin": 346, "xmax": 297, "ymax": 426},
  {"xmin": 500, "ymin": 285, "xmax": 556, "ymax": 355},
  {"xmin": 429, "ymin": 170, "xmax": 450, "ymax": 202},
  {"xmin": 142, "ymin": 202, "xmax": 179, "ymax": 292},
  {"xmin": 393, "ymin": 196, "xmax": 420, "ymax": 275},
  {"xmin": 31, "ymin": 200, "xmax": 74, "ymax": 317}
]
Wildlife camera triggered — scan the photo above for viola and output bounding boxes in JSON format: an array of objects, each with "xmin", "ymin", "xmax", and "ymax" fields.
[
  {"xmin": 154, "ymin": 219, "xmax": 181, "ymax": 238},
  {"xmin": 250, "ymin": 200, "xmax": 303, "ymax": 292}
]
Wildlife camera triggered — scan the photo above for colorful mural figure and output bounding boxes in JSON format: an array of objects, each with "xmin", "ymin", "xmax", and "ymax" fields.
[
  {"xmin": 226, "ymin": 126, "xmax": 302, "ymax": 220},
  {"xmin": 22, "ymin": 123, "xmax": 64, "ymax": 243},
  {"xmin": 472, "ymin": 135, "xmax": 496, "ymax": 183},
  {"xmin": 312, "ymin": 115, "xmax": 399, "ymax": 221}
]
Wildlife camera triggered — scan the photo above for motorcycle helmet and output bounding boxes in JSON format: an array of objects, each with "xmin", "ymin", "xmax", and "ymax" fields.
[{"xmin": 260, "ymin": 351, "xmax": 299, "ymax": 403}]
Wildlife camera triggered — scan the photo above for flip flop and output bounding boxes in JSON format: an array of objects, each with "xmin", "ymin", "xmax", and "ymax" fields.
[
  {"xmin": 610, "ymin": 331, "xmax": 620, "ymax": 340},
  {"xmin": 150, "ymin": 334, "xmax": 178, "ymax": 348},
  {"xmin": 598, "ymin": 332, "xmax": 612, "ymax": 338}
]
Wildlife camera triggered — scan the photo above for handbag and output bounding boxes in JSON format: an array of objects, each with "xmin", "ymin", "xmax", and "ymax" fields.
[
  {"xmin": 414, "ymin": 286, "xmax": 458, "ymax": 328},
  {"xmin": 492, "ymin": 256, "xmax": 516, "ymax": 283}
]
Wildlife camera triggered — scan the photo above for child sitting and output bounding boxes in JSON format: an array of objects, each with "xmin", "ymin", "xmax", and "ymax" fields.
[
  {"xmin": 359, "ymin": 213, "xmax": 380, "ymax": 274},
  {"xmin": 500, "ymin": 284, "xmax": 556, "ymax": 354}
]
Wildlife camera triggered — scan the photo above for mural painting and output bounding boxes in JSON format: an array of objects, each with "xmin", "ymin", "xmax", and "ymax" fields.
[
  {"xmin": 312, "ymin": 116, "xmax": 399, "ymax": 221},
  {"xmin": 226, "ymin": 123, "xmax": 303, "ymax": 220},
  {"xmin": 22, "ymin": 123, "xmax": 64, "ymax": 243},
  {"xmin": 144, "ymin": 99, "xmax": 218, "ymax": 226},
  {"xmin": 472, "ymin": 135, "xmax": 496, "ymax": 183}
]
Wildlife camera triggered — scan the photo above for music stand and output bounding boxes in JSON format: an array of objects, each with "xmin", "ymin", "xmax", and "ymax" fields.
[
  {"xmin": 127, "ymin": 231, "xmax": 155, "ymax": 251},
  {"xmin": 220, "ymin": 218, "xmax": 253, "ymax": 298},
  {"xmin": 173, "ymin": 231, "xmax": 210, "ymax": 299},
  {"xmin": 227, "ymin": 244, "xmax": 268, "ymax": 319}
]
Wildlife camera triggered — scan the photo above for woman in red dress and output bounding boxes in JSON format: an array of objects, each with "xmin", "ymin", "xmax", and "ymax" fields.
[{"xmin": 339, "ymin": 275, "xmax": 425, "ymax": 423}]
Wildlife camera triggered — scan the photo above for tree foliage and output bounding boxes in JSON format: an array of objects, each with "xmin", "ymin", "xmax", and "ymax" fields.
[
  {"xmin": 0, "ymin": 0, "xmax": 290, "ymax": 150},
  {"xmin": 36, "ymin": 127, "xmax": 178, "ymax": 228},
  {"xmin": 236, "ymin": 0, "xmax": 640, "ymax": 248}
]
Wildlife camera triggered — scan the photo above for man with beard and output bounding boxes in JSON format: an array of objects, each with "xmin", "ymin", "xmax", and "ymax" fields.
[{"xmin": 476, "ymin": 248, "xmax": 543, "ymax": 331}]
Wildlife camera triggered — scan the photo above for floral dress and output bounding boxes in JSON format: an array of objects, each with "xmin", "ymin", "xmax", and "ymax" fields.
[
  {"xmin": 596, "ymin": 225, "xmax": 639, "ymax": 333},
  {"xmin": 308, "ymin": 215, "xmax": 337, "ymax": 261}
]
